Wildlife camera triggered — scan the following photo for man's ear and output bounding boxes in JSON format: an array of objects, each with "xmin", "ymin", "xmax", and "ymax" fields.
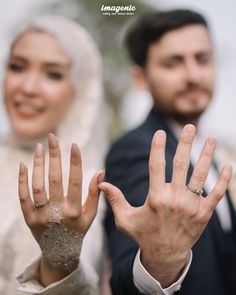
[{"xmin": 131, "ymin": 66, "xmax": 150, "ymax": 91}]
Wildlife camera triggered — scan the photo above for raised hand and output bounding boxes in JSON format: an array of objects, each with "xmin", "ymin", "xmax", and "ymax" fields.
[
  {"xmin": 18, "ymin": 134, "xmax": 104, "ymax": 286},
  {"xmin": 98, "ymin": 124, "xmax": 232, "ymax": 287}
]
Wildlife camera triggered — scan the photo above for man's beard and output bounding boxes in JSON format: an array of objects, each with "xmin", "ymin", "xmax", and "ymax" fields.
[
  {"xmin": 170, "ymin": 109, "xmax": 205, "ymax": 125},
  {"xmin": 152, "ymin": 83, "xmax": 213, "ymax": 125},
  {"xmin": 155, "ymin": 105, "xmax": 205, "ymax": 125}
]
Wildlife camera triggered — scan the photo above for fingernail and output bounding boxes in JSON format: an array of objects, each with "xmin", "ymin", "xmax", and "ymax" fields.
[
  {"xmin": 207, "ymin": 137, "xmax": 217, "ymax": 147},
  {"xmin": 156, "ymin": 130, "xmax": 166, "ymax": 137},
  {"xmin": 48, "ymin": 133, "xmax": 58, "ymax": 148},
  {"xmin": 154, "ymin": 130, "xmax": 166, "ymax": 145},
  {"xmin": 97, "ymin": 170, "xmax": 105, "ymax": 184},
  {"xmin": 184, "ymin": 124, "xmax": 196, "ymax": 134},
  {"xmin": 19, "ymin": 161, "xmax": 26, "ymax": 173},
  {"xmin": 71, "ymin": 143, "xmax": 79, "ymax": 155},
  {"xmin": 35, "ymin": 143, "xmax": 43, "ymax": 156}
]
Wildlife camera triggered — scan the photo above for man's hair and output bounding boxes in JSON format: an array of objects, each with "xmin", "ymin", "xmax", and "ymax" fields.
[{"xmin": 125, "ymin": 9, "xmax": 209, "ymax": 67}]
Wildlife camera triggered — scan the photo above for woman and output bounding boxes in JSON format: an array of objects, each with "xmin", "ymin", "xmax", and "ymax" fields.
[{"xmin": 0, "ymin": 15, "xmax": 107, "ymax": 294}]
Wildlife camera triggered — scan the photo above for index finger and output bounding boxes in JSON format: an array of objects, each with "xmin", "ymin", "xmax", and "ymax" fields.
[{"xmin": 148, "ymin": 130, "xmax": 166, "ymax": 193}]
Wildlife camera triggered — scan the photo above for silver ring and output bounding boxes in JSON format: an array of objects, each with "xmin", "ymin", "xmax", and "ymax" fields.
[
  {"xmin": 187, "ymin": 185, "xmax": 203, "ymax": 195},
  {"xmin": 35, "ymin": 200, "xmax": 48, "ymax": 209}
]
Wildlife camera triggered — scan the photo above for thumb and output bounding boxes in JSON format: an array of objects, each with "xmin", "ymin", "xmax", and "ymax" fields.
[{"xmin": 98, "ymin": 181, "xmax": 131, "ymax": 221}]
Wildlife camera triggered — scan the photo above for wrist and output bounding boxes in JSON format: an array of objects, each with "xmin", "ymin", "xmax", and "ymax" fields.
[
  {"xmin": 39, "ymin": 256, "xmax": 79, "ymax": 286},
  {"xmin": 140, "ymin": 250, "xmax": 188, "ymax": 288}
]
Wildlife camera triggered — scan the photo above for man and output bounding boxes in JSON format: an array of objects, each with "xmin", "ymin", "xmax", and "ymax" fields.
[{"xmin": 103, "ymin": 9, "xmax": 236, "ymax": 295}]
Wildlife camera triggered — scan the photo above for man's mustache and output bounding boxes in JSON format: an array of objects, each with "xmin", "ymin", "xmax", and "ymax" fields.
[{"xmin": 177, "ymin": 84, "xmax": 209, "ymax": 96}]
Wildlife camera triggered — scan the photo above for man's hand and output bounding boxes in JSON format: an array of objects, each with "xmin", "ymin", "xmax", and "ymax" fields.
[{"xmin": 98, "ymin": 124, "xmax": 232, "ymax": 288}]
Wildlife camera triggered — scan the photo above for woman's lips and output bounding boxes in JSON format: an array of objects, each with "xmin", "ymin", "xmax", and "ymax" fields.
[{"xmin": 13, "ymin": 102, "xmax": 43, "ymax": 119}]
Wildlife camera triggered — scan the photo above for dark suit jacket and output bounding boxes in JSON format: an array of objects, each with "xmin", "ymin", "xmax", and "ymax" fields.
[{"xmin": 105, "ymin": 107, "xmax": 236, "ymax": 295}]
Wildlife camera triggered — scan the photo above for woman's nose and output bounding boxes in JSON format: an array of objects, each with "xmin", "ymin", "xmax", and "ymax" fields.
[{"xmin": 20, "ymin": 72, "xmax": 40, "ymax": 96}]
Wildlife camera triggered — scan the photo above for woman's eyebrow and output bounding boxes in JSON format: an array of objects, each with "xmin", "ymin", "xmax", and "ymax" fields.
[
  {"xmin": 8, "ymin": 55, "xmax": 27, "ymax": 62},
  {"xmin": 43, "ymin": 62, "xmax": 70, "ymax": 69},
  {"xmin": 8, "ymin": 55, "xmax": 70, "ymax": 69}
]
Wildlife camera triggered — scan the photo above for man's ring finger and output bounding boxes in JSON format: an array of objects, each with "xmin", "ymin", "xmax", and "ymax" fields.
[{"xmin": 187, "ymin": 185, "xmax": 203, "ymax": 195}]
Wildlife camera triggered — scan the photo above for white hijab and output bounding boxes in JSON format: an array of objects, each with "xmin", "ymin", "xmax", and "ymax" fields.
[
  {"xmin": 4, "ymin": 14, "xmax": 108, "ymax": 193},
  {"xmin": 6, "ymin": 14, "xmax": 107, "ymax": 153},
  {"xmin": 0, "ymin": 15, "xmax": 107, "ymax": 294}
]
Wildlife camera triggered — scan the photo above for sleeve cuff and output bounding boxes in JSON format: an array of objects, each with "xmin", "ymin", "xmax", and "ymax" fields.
[
  {"xmin": 17, "ymin": 256, "xmax": 99, "ymax": 295},
  {"xmin": 133, "ymin": 249, "xmax": 192, "ymax": 295}
]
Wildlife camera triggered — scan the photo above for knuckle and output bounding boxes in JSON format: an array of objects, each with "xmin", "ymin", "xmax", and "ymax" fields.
[
  {"xmin": 70, "ymin": 177, "xmax": 81, "ymax": 188},
  {"xmin": 69, "ymin": 208, "xmax": 81, "ymax": 219},
  {"xmin": 203, "ymin": 147, "xmax": 213, "ymax": 157},
  {"xmin": 34, "ymin": 156, "xmax": 42, "ymax": 167},
  {"xmin": 149, "ymin": 161, "xmax": 165, "ymax": 174},
  {"xmin": 32, "ymin": 186, "xmax": 44, "ymax": 195},
  {"xmin": 49, "ymin": 176, "xmax": 62, "ymax": 186},
  {"xmin": 193, "ymin": 169, "xmax": 208, "ymax": 182},
  {"xmin": 213, "ymin": 188, "xmax": 224, "ymax": 200},
  {"xmin": 169, "ymin": 197, "xmax": 185, "ymax": 213},
  {"xmin": 148, "ymin": 196, "xmax": 168, "ymax": 211},
  {"xmin": 166, "ymin": 201, "xmax": 177, "ymax": 213},
  {"xmin": 71, "ymin": 156, "xmax": 82, "ymax": 166},
  {"xmin": 174, "ymin": 158, "xmax": 188, "ymax": 172},
  {"xmin": 148, "ymin": 198, "xmax": 158, "ymax": 211},
  {"xmin": 19, "ymin": 175, "xmax": 26, "ymax": 184},
  {"xmin": 49, "ymin": 148, "xmax": 59, "ymax": 158},
  {"xmin": 221, "ymin": 172, "xmax": 231, "ymax": 182},
  {"xmin": 64, "ymin": 204, "xmax": 81, "ymax": 220},
  {"xmin": 156, "ymin": 198, "xmax": 168, "ymax": 209},
  {"xmin": 89, "ymin": 186, "xmax": 98, "ymax": 197},
  {"xmin": 152, "ymin": 139, "xmax": 164, "ymax": 150},
  {"xmin": 19, "ymin": 194, "xmax": 26, "ymax": 201},
  {"xmin": 108, "ymin": 195, "xmax": 119, "ymax": 207},
  {"xmin": 147, "ymin": 188, "xmax": 156, "ymax": 200},
  {"xmin": 180, "ymin": 133, "xmax": 192, "ymax": 144}
]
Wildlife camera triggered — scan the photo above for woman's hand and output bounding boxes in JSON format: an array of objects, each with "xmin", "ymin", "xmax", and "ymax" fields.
[{"xmin": 18, "ymin": 134, "xmax": 104, "ymax": 286}]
